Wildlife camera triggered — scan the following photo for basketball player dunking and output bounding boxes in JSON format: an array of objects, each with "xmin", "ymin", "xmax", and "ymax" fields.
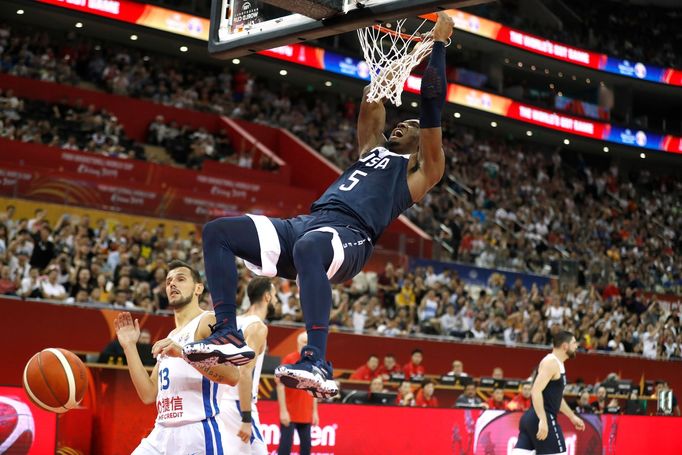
[
  {"xmin": 220, "ymin": 277, "xmax": 274, "ymax": 454},
  {"xmin": 512, "ymin": 331, "xmax": 585, "ymax": 455},
  {"xmin": 183, "ymin": 12, "xmax": 455, "ymax": 398},
  {"xmin": 115, "ymin": 260, "xmax": 240, "ymax": 455}
]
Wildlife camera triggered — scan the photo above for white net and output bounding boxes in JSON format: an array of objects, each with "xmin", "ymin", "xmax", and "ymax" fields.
[{"xmin": 357, "ymin": 19, "xmax": 434, "ymax": 106}]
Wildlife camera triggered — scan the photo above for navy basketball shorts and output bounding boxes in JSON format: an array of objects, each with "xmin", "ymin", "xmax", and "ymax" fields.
[
  {"xmin": 514, "ymin": 409, "xmax": 566, "ymax": 455},
  {"xmin": 242, "ymin": 212, "xmax": 374, "ymax": 284}
]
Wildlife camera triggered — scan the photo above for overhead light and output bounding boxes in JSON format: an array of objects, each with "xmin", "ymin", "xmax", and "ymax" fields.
[
  {"xmin": 453, "ymin": 112, "xmax": 461, "ymax": 119},
  {"xmin": 504, "ymin": 58, "xmax": 510, "ymax": 64},
  {"xmin": 75, "ymin": 22, "xmax": 83, "ymax": 28},
  {"xmin": 600, "ymin": 81, "xmax": 606, "ymax": 87},
  {"xmin": 526, "ymin": 130, "xmax": 533, "ymax": 136},
  {"xmin": 603, "ymin": 146, "xmax": 609, "ymax": 153},
  {"xmin": 491, "ymin": 121, "xmax": 498, "ymax": 128},
  {"xmin": 143, "ymin": 56, "xmax": 150, "ymax": 61},
  {"xmin": 531, "ymin": 65, "xmax": 536, "ymax": 71},
  {"xmin": 549, "ymin": 83, "xmax": 555, "ymax": 89},
  {"xmin": 558, "ymin": 72, "xmax": 563, "ymax": 77},
  {"xmin": 517, "ymin": 62, "xmax": 523, "ymax": 67},
  {"xmin": 324, "ymin": 80, "xmax": 332, "ymax": 87},
  {"xmin": 130, "ymin": 34, "xmax": 138, "ymax": 41},
  {"xmin": 410, "ymin": 101, "xmax": 418, "ymax": 108},
  {"xmin": 563, "ymin": 139, "xmax": 570, "ymax": 145},
  {"xmin": 232, "ymin": 58, "xmax": 240, "ymax": 64},
  {"xmin": 16, "ymin": 9, "xmax": 24, "ymax": 15},
  {"xmin": 640, "ymin": 153, "xmax": 646, "ymax": 159},
  {"xmin": 586, "ymin": 78, "xmax": 591, "ymax": 84},
  {"xmin": 456, "ymin": 44, "xmax": 462, "ymax": 50},
  {"xmin": 558, "ymin": 91, "xmax": 563, "ymax": 97},
  {"xmin": 179, "ymin": 46, "xmax": 188, "ymax": 52},
  {"xmin": 279, "ymin": 69, "xmax": 288, "ymax": 76},
  {"xmin": 572, "ymin": 75, "xmax": 577, "ymax": 80},
  {"xmin": 544, "ymin": 69, "xmax": 550, "ymax": 74}
]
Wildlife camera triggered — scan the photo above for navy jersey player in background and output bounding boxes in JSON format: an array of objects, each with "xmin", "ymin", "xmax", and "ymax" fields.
[
  {"xmin": 512, "ymin": 331, "xmax": 585, "ymax": 455},
  {"xmin": 183, "ymin": 12, "xmax": 454, "ymax": 398}
]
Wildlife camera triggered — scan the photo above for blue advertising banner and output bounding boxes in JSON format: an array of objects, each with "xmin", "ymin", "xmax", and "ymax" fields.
[{"xmin": 409, "ymin": 258, "xmax": 553, "ymax": 290}]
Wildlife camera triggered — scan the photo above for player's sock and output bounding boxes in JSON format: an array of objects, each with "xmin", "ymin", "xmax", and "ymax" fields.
[
  {"xmin": 292, "ymin": 231, "xmax": 335, "ymax": 357},
  {"xmin": 202, "ymin": 216, "xmax": 262, "ymax": 330}
]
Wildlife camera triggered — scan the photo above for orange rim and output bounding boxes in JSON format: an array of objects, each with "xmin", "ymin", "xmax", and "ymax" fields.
[{"xmin": 371, "ymin": 24, "xmax": 424, "ymax": 42}]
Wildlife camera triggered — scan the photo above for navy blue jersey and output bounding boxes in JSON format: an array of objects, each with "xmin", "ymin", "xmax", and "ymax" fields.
[
  {"xmin": 311, "ymin": 146, "xmax": 414, "ymax": 242},
  {"xmin": 539, "ymin": 354, "xmax": 567, "ymax": 416}
]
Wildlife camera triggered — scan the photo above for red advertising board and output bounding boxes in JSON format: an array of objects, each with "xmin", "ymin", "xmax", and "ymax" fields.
[
  {"xmin": 0, "ymin": 164, "xmax": 309, "ymax": 221},
  {"xmin": 253, "ymin": 400, "xmax": 681, "ymax": 455},
  {"xmin": 0, "ymin": 386, "xmax": 57, "ymax": 455},
  {"xmin": 2, "ymin": 139, "xmax": 150, "ymax": 183}
]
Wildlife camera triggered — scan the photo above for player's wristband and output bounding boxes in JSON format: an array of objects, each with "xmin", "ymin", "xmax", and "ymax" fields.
[{"xmin": 241, "ymin": 411, "xmax": 253, "ymax": 423}]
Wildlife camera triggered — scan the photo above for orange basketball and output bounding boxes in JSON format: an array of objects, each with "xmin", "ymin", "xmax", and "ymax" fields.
[{"xmin": 22, "ymin": 348, "xmax": 88, "ymax": 414}]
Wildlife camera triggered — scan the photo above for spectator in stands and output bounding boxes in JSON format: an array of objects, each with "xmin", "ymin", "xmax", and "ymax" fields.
[
  {"xmin": 418, "ymin": 290, "xmax": 441, "ymax": 334},
  {"xmin": 396, "ymin": 381, "xmax": 415, "ymax": 407},
  {"xmin": 446, "ymin": 360, "xmax": 468, "ymax": 376},
  {"xmin": 491, "ymin": 367, "xmax": 504, "ymax": 380},
  {"xmin": 545, "ymin": 295, "xmax": 571, "ymax": 327},
  {"xmin": 591, "ymin": 386, "xmax": 612, "ymax": 414},
  {"xmin": 368, "ymin": 377, "xmax": 387, "ymax": 395},
  {"xmin": 40, "ymin": 266, "xmax": 66, "ymax": 301},
  {"xmin": 403, "ymin": 349, "xmax": 425, "ymax": 380},
  {"xmin": 507, "ymin": 382, "xmax": 532, "ymax": 411},
  {"xmin": 19, "ymin": 267, "xmax": 41, "ymax": 298},
  {"xmin": 439, "ymin": 304, "xmax": 458, "ymax": 336},
  {"xmin": 30, "ymin": 224, "xmax": 55, "ymax": 271},
  {"xmin": 350, "ymin": 354, "xmax": 380, "ymax": 381},
  {"xmin": 486, "ymin": 387, "xmax": 509, "ymax": 410},
  {"xmin": 0, "ymin": 265, "xmax": 18, "ymax": 295},
  {"xmin": 415, "ymin": 379, "xmax": 439, "ymax": 408},
  {"xmin": 574, "ymin": 390, "xmax": 594, "ymax": 414},
  {"xmin": 378, "ymin": 262, "xmax": 399, "ymax": 311},
  {"xmin": 455, "ymin": 383, "xmax": 487, "ymax": 409},
  {"xmin": 376, "ymin": 354, "xmax": 402, "ymax": 381}
]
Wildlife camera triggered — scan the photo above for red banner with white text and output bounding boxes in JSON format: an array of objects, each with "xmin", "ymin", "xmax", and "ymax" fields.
[{"xmin": 0, "ymin": 139, "xmax": 315, "ymax": 221}]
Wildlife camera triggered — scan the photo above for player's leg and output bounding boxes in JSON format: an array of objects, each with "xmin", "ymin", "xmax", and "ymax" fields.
[
  {"xmin": 274, "ymin": 229, "xmax": 338, "ymax": 397},
  {"xmin": 535, "ymin": 414, "xmax": 567, "ymax": 455},
  {"xmin": 249, "ymin": 406, "xmax": 268, "ymax": 455},
  {"xmin": 218, "ymin": 399, "xmax": 251, "ymax": 454},
  {"xmin": 513, "ymin": 410, "xmax": 538, "ymax": 455},
  {"xmin": 277, "ymin": 423, "xmax": 295, "ymax": 455},
  {"xmin": 131, "ymin": 425, "xmax": 164, "ymax": 455},
  {"xmin": 296, "ymin": 423, "xmax": 312, "ymax": 455},
  {"xmin": 275, "ymin": 226, "xmax": 370, "ymax": 397},
  {"xmin": 184, "ymin": 215, "xmax": 265, "ymax": 367}
]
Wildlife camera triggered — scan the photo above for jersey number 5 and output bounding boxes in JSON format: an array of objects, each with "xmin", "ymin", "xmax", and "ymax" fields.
[
  {"xmin": 339, "ymin": 170, "xmax": 368, "ymax": 192},
  {"xmin": 159, "ymin": 368, "xmax": 170, "ymax": 390}
]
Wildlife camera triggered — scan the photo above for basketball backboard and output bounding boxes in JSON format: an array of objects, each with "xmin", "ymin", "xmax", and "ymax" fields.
[{"xmin": 209, "ymin": 0, "xmax": 490, "ymax": 59}]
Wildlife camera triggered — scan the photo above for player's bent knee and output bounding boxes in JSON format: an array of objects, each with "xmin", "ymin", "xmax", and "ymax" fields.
[
  {"xmin": 292, "ymin": 233, "xmax": 331, "ymax": 264},
  {"xmin": 202, "ymin": 218, "xmax": 222, "ymax": 241}
]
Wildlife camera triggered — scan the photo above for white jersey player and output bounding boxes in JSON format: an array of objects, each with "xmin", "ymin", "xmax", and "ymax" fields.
[
  {"xmin": 221, "ymin": 277, "xmax": 273, "ymax": 455},
  {"xmin": 115, "ymin": 260, "xmax": 240, "ymax": 455}
]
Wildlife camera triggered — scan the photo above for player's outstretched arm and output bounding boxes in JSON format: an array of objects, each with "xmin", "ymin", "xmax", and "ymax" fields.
[
  {"xmin": 531, "ymin": 358, "xmax": 558, "ymax": 440},
  {"xmin": 357, "ymin": 85, "xmax": 387, "ymax": 157},
  {"xmin": 408, "ymin": 12, "xmax": 453, "ymax": 202},
  {"xmin": 237, "ymin": 321, "xmax": 268, "ymax": 443},
  {"xmin": 115, "ymin": 312, "xmax": 158, "ymax": 405}
]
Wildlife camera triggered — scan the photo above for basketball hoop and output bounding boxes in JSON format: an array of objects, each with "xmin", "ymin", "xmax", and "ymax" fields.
[{"xmin": 357, "ymin": 18, "xmax": 435, "ymax": 106}]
